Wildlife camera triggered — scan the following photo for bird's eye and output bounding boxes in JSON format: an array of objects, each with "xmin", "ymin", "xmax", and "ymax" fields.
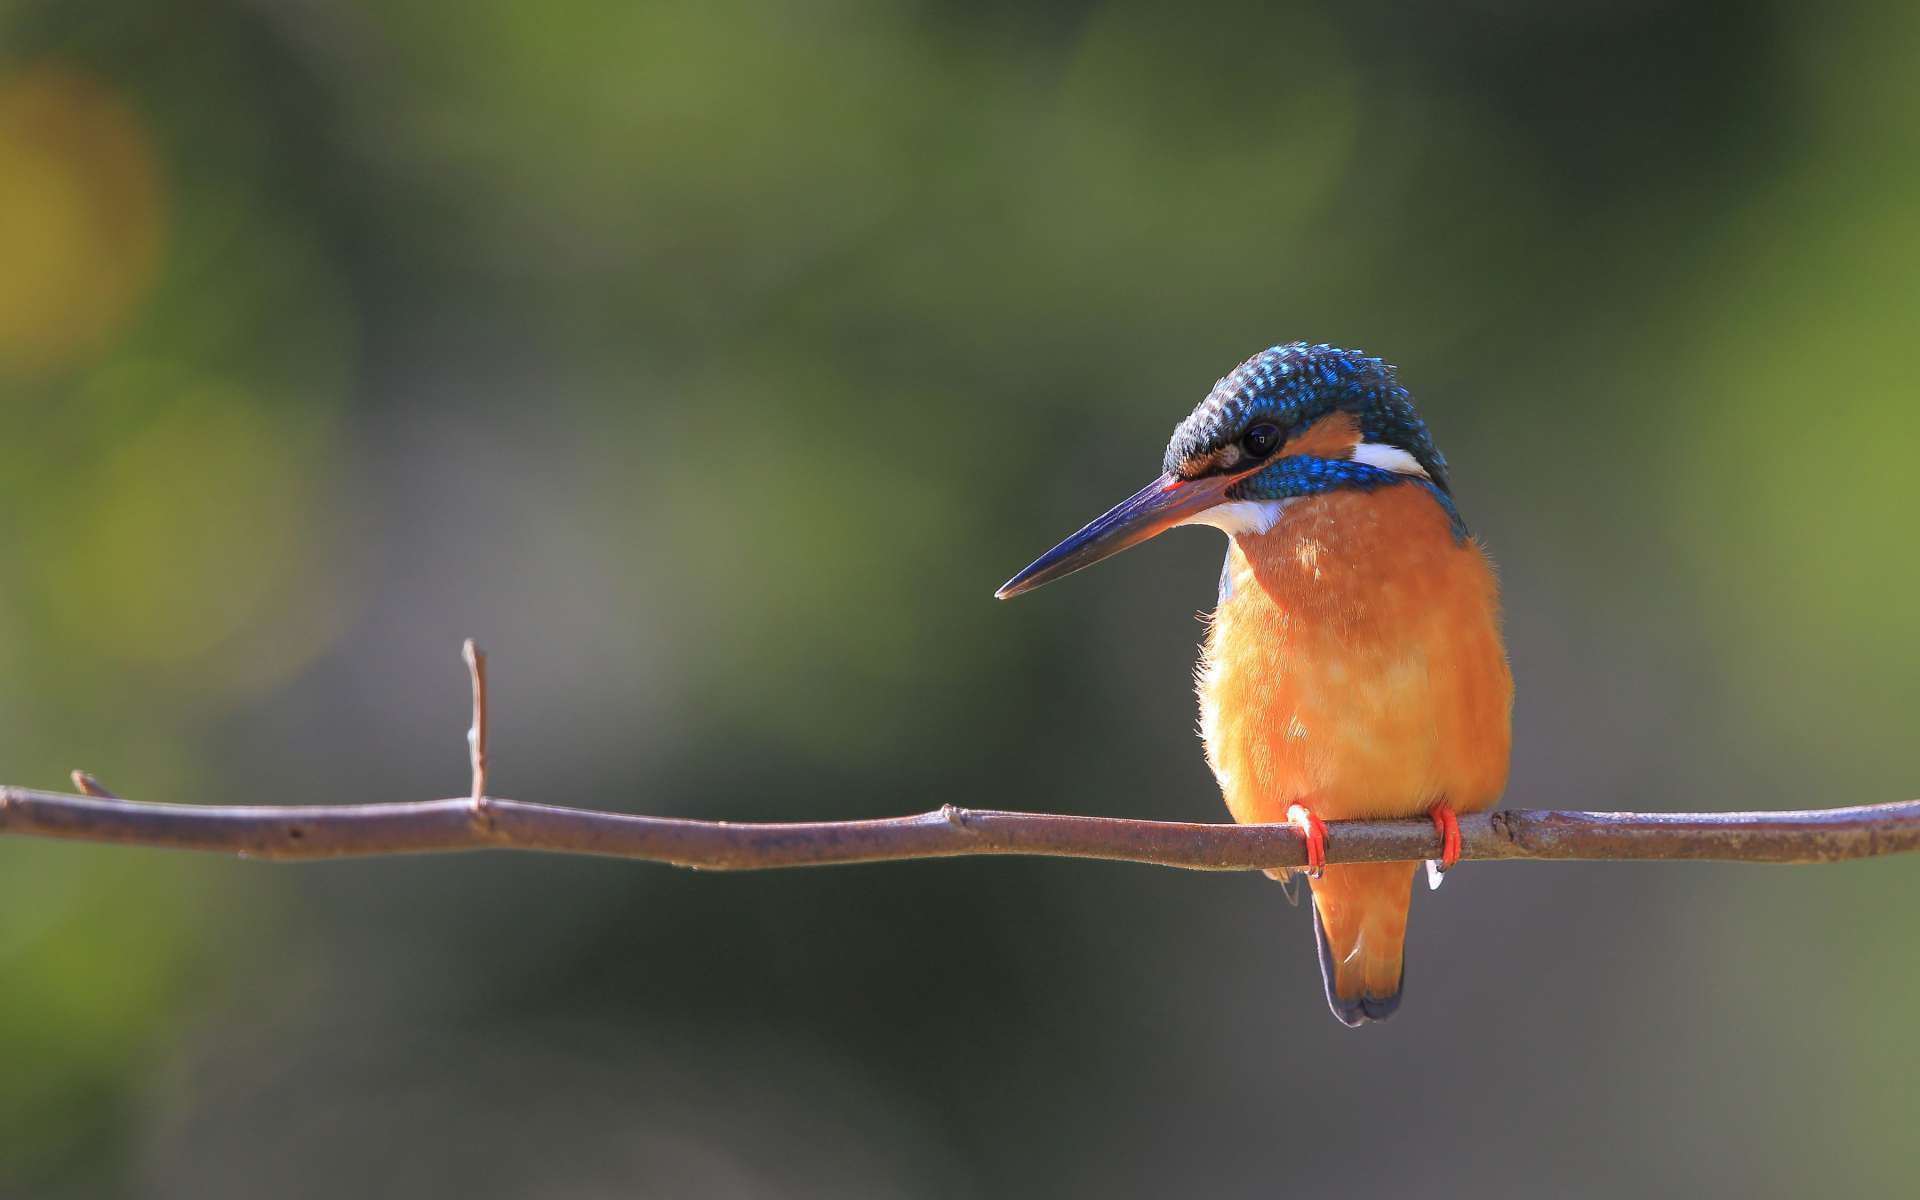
[{"xmin": 1240, "ymin": 423, "xmax": 1281, "ymax": 459}]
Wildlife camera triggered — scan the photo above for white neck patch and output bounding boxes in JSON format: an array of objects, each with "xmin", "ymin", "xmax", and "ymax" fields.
[{"xmin": 1349, "ymin": 442, "xmax": 1429, "ymax": 478}]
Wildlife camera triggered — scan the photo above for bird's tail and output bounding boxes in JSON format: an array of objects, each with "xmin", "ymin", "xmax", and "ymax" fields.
[{"xmin": 1308, "ymin": 862, "xmax": 1417, "ymax": 1027}]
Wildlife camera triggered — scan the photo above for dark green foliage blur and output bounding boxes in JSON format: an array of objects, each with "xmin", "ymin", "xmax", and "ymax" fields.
[{"xmin": 3, "ymin": 2, "xmax": 1918, "ymax": 1195}]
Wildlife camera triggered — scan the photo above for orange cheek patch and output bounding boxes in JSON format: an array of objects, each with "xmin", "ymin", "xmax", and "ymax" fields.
[{"xmin": 1281, "ymin": 412, "xmax": 1362, "ymax": 459}]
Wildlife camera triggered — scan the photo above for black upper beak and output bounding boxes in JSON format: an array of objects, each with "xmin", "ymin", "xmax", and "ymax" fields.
[{"xmin": 995, "ymin": 470, "xmax": 1234, "ymax": 599}]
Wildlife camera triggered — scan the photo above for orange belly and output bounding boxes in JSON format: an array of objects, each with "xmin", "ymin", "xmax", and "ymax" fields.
[
  {"xmin": 1198, "ymin": 484, "xmax": 1512, "ymax": 826},
  {"xmin": 1197, "ymin": 482, "xmax": 1512, "ymax": 1021}
]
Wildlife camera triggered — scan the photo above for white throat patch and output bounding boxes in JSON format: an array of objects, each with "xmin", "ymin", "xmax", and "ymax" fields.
[{"xmin": 1180, "ymin": 498, "xmax": 1292, "ymax": 537}]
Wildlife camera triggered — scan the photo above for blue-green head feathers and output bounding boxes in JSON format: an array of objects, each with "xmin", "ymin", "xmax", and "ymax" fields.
[
  {"xmin": 1163, "ymin": 343, "xmax": 1449, "ymax": 489},
  {"xmin": 1162, "ymin": 343, "xmax": 1463, "ymax": 536}
]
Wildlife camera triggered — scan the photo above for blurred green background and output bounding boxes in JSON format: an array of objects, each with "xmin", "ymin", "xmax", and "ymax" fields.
[{"xmin": 4, "ymin": 1, "xmax": 1919, "ymax": 1195}]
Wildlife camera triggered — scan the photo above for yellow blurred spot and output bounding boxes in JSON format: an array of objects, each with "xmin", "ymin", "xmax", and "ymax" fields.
[
  {"xmin": 41, "ymin": 371, "xmax": 350, "ymax": 684},
  {"xmin": 0, "ymin": 64, "xmax": 163, "ymax": 373}
]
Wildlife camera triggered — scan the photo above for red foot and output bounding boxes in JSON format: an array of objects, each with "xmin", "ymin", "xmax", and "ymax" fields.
[
  {"xmin": 1286, "ymin": 803, "xmax": 1328, "ymax": 878},
  {"xmin": 1429, "ymin": 803, "xmax": 1461, "ymax": 872}
]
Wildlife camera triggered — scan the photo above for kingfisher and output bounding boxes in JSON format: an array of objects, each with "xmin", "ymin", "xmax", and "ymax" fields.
[{"xmin": 997, "ymin": 343, "xmax": 1512, "ymax": 1026}]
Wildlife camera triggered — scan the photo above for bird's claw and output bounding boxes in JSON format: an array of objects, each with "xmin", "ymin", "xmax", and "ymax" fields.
[
  {"xmin": 1286, "ymin": 803, "xmax": 1327, "ymax": 879},
  {"xmin": 1278, "ymin": 872, "xmax": 1302, "ymax": 906},
  {"xmin": 1426, "ymin": 803, "xmax": 1460, "ymax": 890}
]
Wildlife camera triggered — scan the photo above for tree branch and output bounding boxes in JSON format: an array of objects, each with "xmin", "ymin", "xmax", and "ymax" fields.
[
  {"xmin": 2, "ymin": 644, "xmax": 1914, "ymax": 872},
  {"xmin": 1, "ymin": 785, "xmax": 1918, "ymax": 869}
]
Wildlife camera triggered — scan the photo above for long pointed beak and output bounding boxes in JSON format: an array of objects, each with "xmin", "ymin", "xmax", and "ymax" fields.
[{"xmin": 995, "ymin": 471, "xmax": 1233, "ymax": 599}]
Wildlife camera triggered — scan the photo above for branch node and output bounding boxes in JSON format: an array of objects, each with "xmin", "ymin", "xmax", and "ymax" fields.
[
  {"xmin": 71, "ymin": 771, "xmax": 121, "ymax": 800},
  {"xmin": 940, "ymin": 803, "xmax": 970, "ymax": 830},
  {"xmin": 1489, "ymin": 809, "xmax": 1519, "ymax": 849}
]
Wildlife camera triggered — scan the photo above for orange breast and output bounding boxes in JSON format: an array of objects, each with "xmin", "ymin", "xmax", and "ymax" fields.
[{"xmin": 1197, "ymin": 484, "xmax": 1512, "ymax": 825}]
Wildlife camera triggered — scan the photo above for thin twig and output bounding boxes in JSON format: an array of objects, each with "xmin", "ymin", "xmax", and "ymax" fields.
[
  {"xmin": 1, "ymin": 643, "xmax": 1913, "ymax": 872},
  {"xmin": 463, "ymin": 639, "xmax": 488, "ymax": 804}
]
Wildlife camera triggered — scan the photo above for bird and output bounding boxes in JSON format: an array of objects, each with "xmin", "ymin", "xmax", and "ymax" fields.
[{"xmin": 996, "ymin": 343, "xmax": 1512, "ymax": 1026}]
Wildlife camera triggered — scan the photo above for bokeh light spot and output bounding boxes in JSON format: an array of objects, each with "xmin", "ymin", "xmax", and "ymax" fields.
[
  {"xmin": 39, "ymin": 371, "xmax": 340, "ymax": 673},
  {"xmin": 0, "ymin": 64, "xmax": 163, "ymax": 373}
]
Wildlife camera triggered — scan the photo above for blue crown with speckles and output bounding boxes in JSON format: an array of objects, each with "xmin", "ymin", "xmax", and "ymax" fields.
[
  {"xmin": 1163, "ymin": 343, "xmax": 1450, "ymax": 491},
  {"xmin": 1164, "ymin": 343, "xmax": 1465, "ymax": 538}
]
